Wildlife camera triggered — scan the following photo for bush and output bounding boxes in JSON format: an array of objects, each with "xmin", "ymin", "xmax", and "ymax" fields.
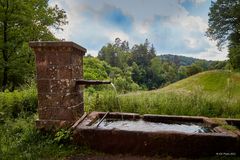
[
  {"xmin": 0, "ymin": 115, "xmax": 90, "ymax": 160},
  {"xmin": 0, "ymin": 85, "xmax": 37, "ymax": 118}
]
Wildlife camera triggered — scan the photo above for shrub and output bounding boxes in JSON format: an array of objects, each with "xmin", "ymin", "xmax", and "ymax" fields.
[
  {"xmin": 0, "ymin": 85, "xmax": 37, "ymax": 118},
  {"xmin": 0, "ymin": 115, "xmax": 90, "ymax": 160},
  {"xmin": 54, "ymin": 129, "xmax": 73, "ymax": 144}
]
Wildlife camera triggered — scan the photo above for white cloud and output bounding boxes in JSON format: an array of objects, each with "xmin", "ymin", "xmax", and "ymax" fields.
[
  {"xmin": 195, "ymin": 0, "xmax": 207, "ymax": 4},
  {"xmin": 184, "ymin": 36, "xmax": 198, "ymax": 49},
  {"xmin": 194, "ymin": 41, "xmax": 228, "ymax": 61},
  {"xmin": 48, "ymin": 0, "xmax": 227, "ymax": 60},
  {"xmin": 179, "ymin": 0, "xmax": 207, "ymax": 4},
  {"xmin": 106, "ymin": 31, "xmax": 130, "ymax": 42},
  {"xmin": 169, "ymin": 15, "xmax": 208, "ymax": 32},
  {"xmin": 135, "ymin": 21, "xmax": 151, "ymax": 34},
  {"xmin": 86, "ymin": 50, "xmax": 98, "ymax": 57}
]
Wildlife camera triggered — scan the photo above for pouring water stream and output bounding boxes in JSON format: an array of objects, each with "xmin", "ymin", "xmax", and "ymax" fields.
[
  {"xmin": 111, "ymin": 82, "xmax": 123, "ymax": 120},
  {"xmin": 96, "ymin": 82, "xmax": 123, "ymax": 128}
]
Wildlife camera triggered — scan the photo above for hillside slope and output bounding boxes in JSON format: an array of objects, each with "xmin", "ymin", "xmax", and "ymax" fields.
[{"xmin": 161, "ymin": 70, "xmax": 240, "ymax": 100}]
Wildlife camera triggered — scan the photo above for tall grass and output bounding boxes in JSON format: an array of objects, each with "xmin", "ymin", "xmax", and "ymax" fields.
[
  {"xmin": 0, "ymin": 85, "xmax": 95, "ymax": 160},
  {"xmin": 0, "ymin": 85, "xmax": 37, "ymax": 118},
  {"xmin": 0, "ymin": 114, "xmax": 92, "ymax": 160},
  {"xmin": 84, "ymin": 88, "xmax": 240, "ymax": 118}
]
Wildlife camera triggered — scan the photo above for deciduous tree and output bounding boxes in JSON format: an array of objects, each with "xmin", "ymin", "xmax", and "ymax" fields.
[
  {"xmin": 207, "ymin": 0, "xmax": 240, "ymax": 69},
  {"xmin": 0, "ymin": 0, "xmax": 67, "ymax": 90}
]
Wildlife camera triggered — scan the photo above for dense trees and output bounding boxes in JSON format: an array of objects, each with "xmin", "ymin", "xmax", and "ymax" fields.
[
  {"xmin": 0, "ymin": 0, "xmax": 67, "ymax": 91},
  {"xmin": 84, "ymin": 56, "xmax": 139, "ymax": 93},
  {"xmin": 98, "ymin": 37, "xmax": 227, "ymax": 91},
  {"xmin": 207, "ymin": 0, "xmax": 240, "ymax": 69},
  {"xmin": 98, "ymin": 38, "xmax": 130, "ymax": 68},
  {"xmin": 150, "ymin": 57, "xmax": 178, "ymax": 88},
  {"xmin": 98, "ymin": 38, "xmax": 159, "ymax": 89},
  {"xmin": 83, "ymin": 57, "xmax": 110, "ymax": 81},
  {"xmin": 129, "ymin": 39, "xmax": 157, "ymax": 89}
]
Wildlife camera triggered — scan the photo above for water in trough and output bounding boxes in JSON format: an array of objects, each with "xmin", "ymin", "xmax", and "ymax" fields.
[{"xmin": 93, "ymin": 118, "xmax": 215, "ymax": 133}]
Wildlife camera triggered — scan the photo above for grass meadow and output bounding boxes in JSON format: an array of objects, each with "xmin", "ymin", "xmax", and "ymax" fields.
[{"xmin": 85, "ymin": 70, "xmax": 240, "ymax": 118}]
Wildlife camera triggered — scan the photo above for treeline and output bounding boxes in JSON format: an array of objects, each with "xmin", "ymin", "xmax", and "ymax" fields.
[{"xmin": 84, "ymin": 38, "xmax": 227, "ymax": 92}]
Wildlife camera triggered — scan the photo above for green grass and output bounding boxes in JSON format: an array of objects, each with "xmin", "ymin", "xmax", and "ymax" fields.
[
  {"xmin": 161, "ymin": 70, "xmax": 240, "ymax": 100},
  {"xmin": 0, "ymin": 86, "xmax": 93, "ymax": 160},
  {"xmin": 0, "ymin": 86, "xmax": 37, "ymax": 118},
  {"xmin": 0, "ymin": 114, "xmax": 93, "ymax": 160},
  {"xmin": 85, "ymin": 70, "xmax": 240, "ymax": 118}
]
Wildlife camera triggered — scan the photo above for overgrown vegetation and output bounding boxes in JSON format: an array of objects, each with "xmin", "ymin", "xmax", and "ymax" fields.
[
  {"xmin": 0, "ymin": 84, "xmax": 95, "ymax": 159},
  {"xmin": 0, "ymin": 114, "xmax": 93, "ymax": 160},
  {"xmin": 0, "ymin": 85, "xmax": 37, "ymax": 119},
  {"xmin": 85, "ymin": 89, "xmax": 240, "ymax": 119},
  {"xmin": 84, "ymin": 70, "xmax": 240, "ymax": 118}
]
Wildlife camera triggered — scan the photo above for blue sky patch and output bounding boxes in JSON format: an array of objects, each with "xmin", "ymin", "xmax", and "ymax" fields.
[{"xmin": 103, "ymin": 8, "xmax": 133, "ymax": 31}]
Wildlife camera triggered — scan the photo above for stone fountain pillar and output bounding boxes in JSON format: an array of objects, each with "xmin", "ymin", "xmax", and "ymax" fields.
[{"xmin": 29, "ymin": 41, "xmax": 86, "ymax": 130}]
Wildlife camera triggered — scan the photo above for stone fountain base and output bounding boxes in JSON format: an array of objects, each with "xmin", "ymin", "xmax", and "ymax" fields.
[{"xmin": 73, "ymin": 112, "xmax": 240, "ymax": 157}]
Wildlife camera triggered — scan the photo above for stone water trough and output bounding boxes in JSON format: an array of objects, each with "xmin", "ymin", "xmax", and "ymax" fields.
[{"xmin": 30, "ymin": 41, "xmax": 240, "ymax": 157}]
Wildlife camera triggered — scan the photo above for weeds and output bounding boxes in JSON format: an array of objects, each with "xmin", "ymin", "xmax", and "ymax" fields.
[
  {"xmin": 0, "ymin": 114, "xmax": 92, "ymax": 160},
  {"xmin": 0, "ymin": 86, "xmax": 37, "ymax": 119},
  {"xmin": 84, "ymin": 89, "xmax": 240, "ymax": 118}
]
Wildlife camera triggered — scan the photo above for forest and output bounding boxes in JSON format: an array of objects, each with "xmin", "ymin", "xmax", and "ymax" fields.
[{"xmin": 85, "ymin": 38, "xmax": 227, "ymax": 92}]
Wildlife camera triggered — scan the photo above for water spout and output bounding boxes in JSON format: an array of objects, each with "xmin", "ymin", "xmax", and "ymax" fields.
[{"xmin": 76, "ymin": 79, "xmax": 111, "ymax": 85}]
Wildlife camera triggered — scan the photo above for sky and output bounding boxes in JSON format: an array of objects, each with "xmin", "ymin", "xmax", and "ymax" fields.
[{"xmin": 49, "ymin": 0, "xmax": 228, "ymax": 60}]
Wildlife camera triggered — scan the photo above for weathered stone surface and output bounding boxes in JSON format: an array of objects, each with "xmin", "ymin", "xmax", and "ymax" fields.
[
  {"xmin": 38, "ymin": 107, "xmax": 80, "ymax": 121},
  {"xmin": 36, "ymin": 65, "xmax": 59, "ymax": 79},
  {"xmin": 58, "ymin": 52, "xmax": 71, "ymax": 65},
  {"xmin": 59, "ymin": 66, "xmax": 72, "ymax": 79},
  {"xmin": 36, "ymin": 119, "xmax": 72, "ymax": 131},
  {"xmin": 35, "ymin": 52, "xmax": 47, "ymax": 64},
  {"xmin": 29, "ymin": 41, "xmax": 87, "ymax": 53},
  {"xmin": 71, "ymin": 52, "xmax": 83, "ymax": 65},
  {"xmin": 37, "ymin": 80, "xmax": 50, "ymax": 93},
  {"xmin": 74, "ymin": 128, "xmax": 239, "ymax": 157},
  {"xmin": 73, "ymin": 112, "xmax": 240, "ymax": 157},
  {"xmin": 49, "ymin": 79, "xmax": 76, "ymax": 93},
  {"xmin": 61, "ymin": 93, "xmax": 83, "ymax": 108},
  {"xmin": 47, "ymin": 52, "xmax": 59, "ymax": 65},
  {"xmin": 30, "ymin": 41, "xmax": 86, "ymax": 130},
  {"xmin": 38, "ymin": 93, "xmax": 83, "ymax": 108},
  {"xmin": 72, "ymin": 65, "xmax": 82, "ymax": 79}
]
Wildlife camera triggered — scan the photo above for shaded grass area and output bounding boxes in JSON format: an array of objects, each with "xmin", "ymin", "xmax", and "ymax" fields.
[
  {"xmin": 0, "ymin": 86, "xmax": 37, "ymax": 118},
  {"xmin": 0, "ymin": 114, "xmax": 93, "ymax": 160},
  {"xmin": 0, "ymin": 86, "xmax": 94, "ymax": 160}
]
